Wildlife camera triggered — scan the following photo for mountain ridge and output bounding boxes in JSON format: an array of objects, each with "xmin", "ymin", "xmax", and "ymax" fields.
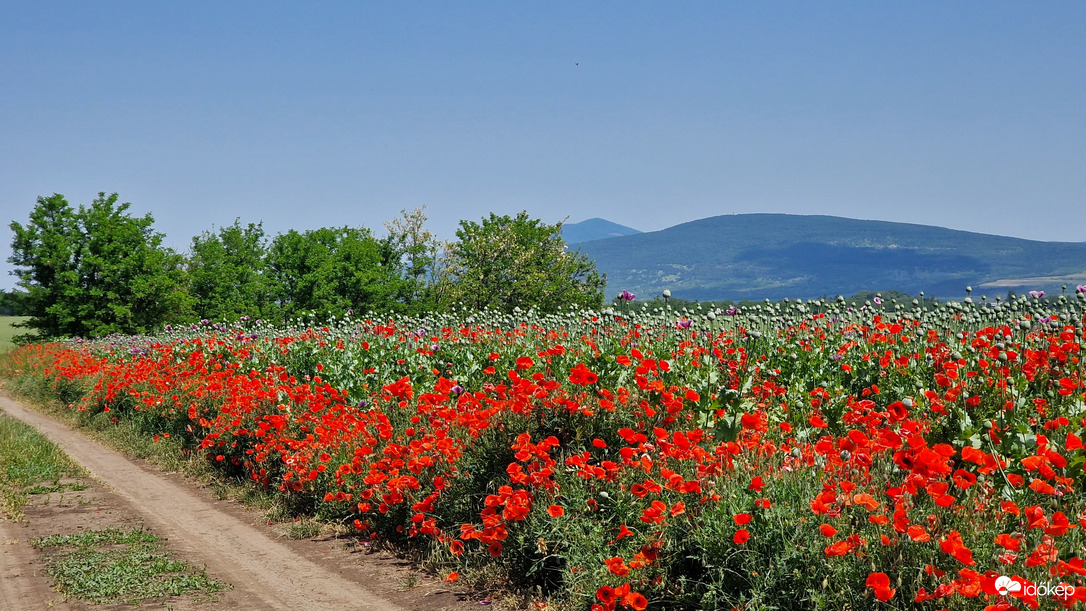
[{"xmin": 570, "ymin": 213, "xmax": 1086, "ymax": 301}]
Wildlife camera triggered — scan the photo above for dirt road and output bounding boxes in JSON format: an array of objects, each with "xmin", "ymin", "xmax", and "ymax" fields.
[{"xmin": 0, "ymin": 394, "xmax": 481, "ymax": 611}]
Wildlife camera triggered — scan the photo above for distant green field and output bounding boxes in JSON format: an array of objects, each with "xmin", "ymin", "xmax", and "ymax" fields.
[{"xmin": 0, "ymin": 316, "xmax": 31, "ymax": 351}]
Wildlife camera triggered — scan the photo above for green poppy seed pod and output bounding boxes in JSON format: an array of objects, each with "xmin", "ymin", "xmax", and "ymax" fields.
[{"xmin": 662, "ymin": 289, "xmax": 671, "ymax": 299}]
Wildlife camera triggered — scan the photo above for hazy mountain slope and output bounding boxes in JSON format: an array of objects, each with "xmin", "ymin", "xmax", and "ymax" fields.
[
  {"xmin": 562, "ymin": 218, "xmax": 641, "ymax": 244},
  {"xmin": 574, "ymin": 214, "xmax": 1086, "ymax": 301}
]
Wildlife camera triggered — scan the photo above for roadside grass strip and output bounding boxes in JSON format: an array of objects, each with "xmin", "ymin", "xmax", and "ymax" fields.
[
  {"xmin": 32, "ymin": 526, "xmax": 229, "ymax": 605},
  {"xmin": 0, "ymin": 413, "xmax": 86, "ymax": 521}
]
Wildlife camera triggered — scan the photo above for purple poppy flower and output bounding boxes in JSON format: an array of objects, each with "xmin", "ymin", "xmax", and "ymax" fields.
[
  {"xmin": 872, "ymin": 296, "xmax": 883, "ymax": 306},
  {"xmin": 726, "ymin": 307, "xmax": 739, "ymax": 316},
  {"xmin": 618, "ymin": 290, "xmax": 636, "ymax": 301},
  {"xmin": 1028, "ymin": 290, "xmax": 1045, "ymax": 298},
  {"xmin": 677, "ymin": 319, "xmax": 693, "ymax": 329},
  {"xmin": 1077, "ymin": 285, "xmax": 1086, "ymax": 294}
]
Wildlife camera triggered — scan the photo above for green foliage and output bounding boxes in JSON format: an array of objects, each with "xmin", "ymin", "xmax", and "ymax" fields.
[
  {"xmin": 0, "ymin": 289, "xmax": 30, "ymax": 316},
  {"xmin": 439, "ymin": 212, "xmax": 605, "ymax": 313},
  {"xmin": 268, "ymin": 226, "xmax": 411, "ymax": 320},
  {"xmin": 9, "ymin": 193, "xmax": 190, "ymax": 338},
  {"xmin": 187, "ymin": 220, "xmax": 271, "ymax": 322}
]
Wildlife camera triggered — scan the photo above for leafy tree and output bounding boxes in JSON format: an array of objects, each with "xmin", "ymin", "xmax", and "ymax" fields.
[
  {"xmin": 188, "ymin": 220, "xmax": 271, "ymax": 322},
  {"xmin": 267, "ymin": 226, "xmax": 410, "ymax": 319},
  {"xmin": 383, "ymin": 207, "xmax": 445, "ymax": 312},
  {"xmin": 439, "ymin": 212, "xmax": 605, "ymax": 313},
  {"xmin": 9, "ymin": 193, "xmax": 190, "ymax": 338}
]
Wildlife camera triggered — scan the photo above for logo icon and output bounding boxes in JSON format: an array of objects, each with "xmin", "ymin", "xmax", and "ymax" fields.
[{"xmin": 995, "ymin": 575, "xmax": 1022, "ymax": 596}]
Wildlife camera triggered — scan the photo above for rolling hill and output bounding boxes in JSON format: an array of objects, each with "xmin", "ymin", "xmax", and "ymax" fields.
[{"xmin": 572, "ymin": 214, "xmax": 1086, "ymax": 301}]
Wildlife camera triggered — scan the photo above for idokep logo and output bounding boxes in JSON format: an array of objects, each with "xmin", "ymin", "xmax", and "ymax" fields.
[
  {"xmin": 994, "ymin": 575, "xmax": 1022, "ymax": 596},
  {"xmin": 994, "ymin": 575, "xmax": 1072, "ymax": 597}
]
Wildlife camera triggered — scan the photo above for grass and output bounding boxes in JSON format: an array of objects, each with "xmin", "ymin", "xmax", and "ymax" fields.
[
  {"xmin": 0, "ymin": 413, "xmax": 87, "ymax": 521},
  {"xmin": 285, "ymin": 518, "xmax": 324, "ymax": 540},
  {"xmin": 32, "ymin": 526, "xmax": 228, "ymax": 605},
  {"xmin": 0, "ymin": 316, "xmax": 31, "ymax": 352}
]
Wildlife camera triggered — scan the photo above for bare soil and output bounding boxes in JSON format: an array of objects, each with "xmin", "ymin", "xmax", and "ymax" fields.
[{"xmin": 0, "ymin": 393, "xmax": 497, "ymax": 611}]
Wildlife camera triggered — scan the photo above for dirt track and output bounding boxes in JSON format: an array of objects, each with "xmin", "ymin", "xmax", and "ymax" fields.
[{"xmin": 0, "ymin": 394, "xmax": 484, "ymax": 611}]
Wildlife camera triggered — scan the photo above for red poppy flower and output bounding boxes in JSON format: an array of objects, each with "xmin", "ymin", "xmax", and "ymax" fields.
[
  {"xmin": 866, "ymin": 572, "xmax": 896, "ymax": 601},
  {"xmin": 623, "ymin": 591, "xmax": 648, "ymax": 611},
  {"xmin": 605, "ymin": 556, "xmax": 629, "ymax": 576}
]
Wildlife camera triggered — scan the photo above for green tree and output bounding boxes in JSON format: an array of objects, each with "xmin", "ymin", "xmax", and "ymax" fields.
[
  {"xmin": 439, "ymin": 212, "xmax": 605, "ymax": 313},
  {"xmin": 188, "ymin": 220, "xmax": 271, "ymax": 322},
  {"xmin": 9, "ymin": 193, "xmax": 190, "ymax": 338},
  {"xmin": 267, "ymin": 226, "xmax": 409, "ymax": 319}
]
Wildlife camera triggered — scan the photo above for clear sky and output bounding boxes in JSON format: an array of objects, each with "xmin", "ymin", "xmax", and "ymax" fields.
[{"xmin": 2, "ymin": 2, "xmax": 1084, "ymax": 291}]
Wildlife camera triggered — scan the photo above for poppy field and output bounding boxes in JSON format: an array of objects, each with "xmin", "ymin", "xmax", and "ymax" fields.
[{"xmin": 4, "ymin": 291, "xmax": 1086, "ymax": 610}]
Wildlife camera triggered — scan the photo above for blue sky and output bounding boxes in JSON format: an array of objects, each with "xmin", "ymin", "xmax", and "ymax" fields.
[{"xmin": 2, "ymin": 2, "xmax": 1084, "ymax": 291}]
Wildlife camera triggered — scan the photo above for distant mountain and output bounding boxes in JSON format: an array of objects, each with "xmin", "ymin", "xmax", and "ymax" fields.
[
  {"xmin": 562, "ymin": 218, "xmax": 641, "ymax": 244},
  {"xmin": 575, "ymin": 214, "xmax": 1086, "ymax": 301}
]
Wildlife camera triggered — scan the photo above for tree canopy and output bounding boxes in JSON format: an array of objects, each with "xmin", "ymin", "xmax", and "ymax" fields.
[
  {"xmin": 188, "ymin": 220, "xmax": 271, "ymax": 322},
  {"xmin": 268, "ymin": 226, "xmax": 410, "ymax": 320},
  {"xmin": 8, "ymin": 196, "xmax": 610, "ymax": 336},
  {"xmin": 438, "ymin": 212, "xmax": 605, "ymax": 313},
  {"xmin": 9, "ymin": 193, "xmax": 188, "ymax": 338}
]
